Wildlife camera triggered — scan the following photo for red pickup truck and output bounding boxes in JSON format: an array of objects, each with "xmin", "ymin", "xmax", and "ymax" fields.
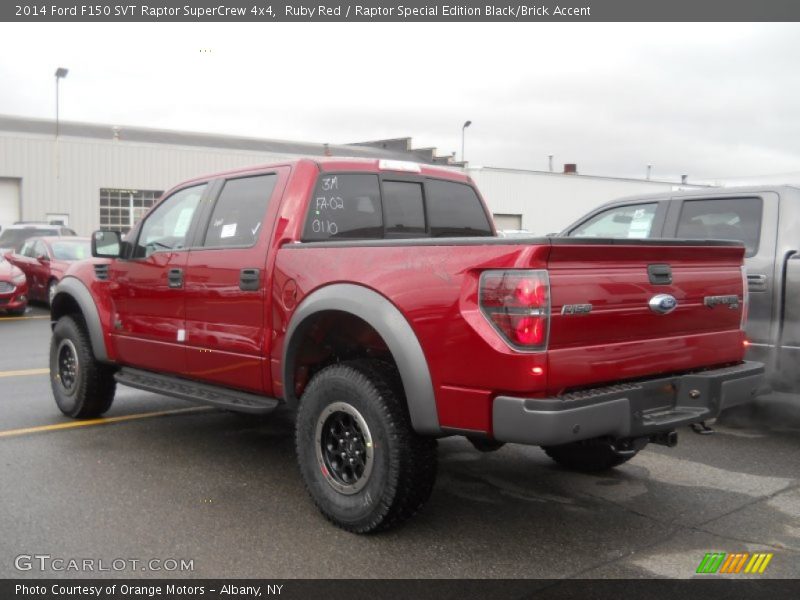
[{"xmin": 50, "ymin": 158, "xmax": 763, "ymax": 532}]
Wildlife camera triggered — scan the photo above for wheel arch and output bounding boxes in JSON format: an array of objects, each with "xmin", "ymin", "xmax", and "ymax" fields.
[
  {"xmin": 50, "ymin": 277, "xmax": 110, "ymax": 363},
  {"xmin": 283, "ymin": 283, "xmax": 440, "ymax": 435}
]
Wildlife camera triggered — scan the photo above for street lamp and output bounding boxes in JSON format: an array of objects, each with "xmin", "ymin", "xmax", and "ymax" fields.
[
  {"xmin": 461, "ymin": 120, "xmax": 472, "ymax": 163},
  {"xmin": 55, "ymin": 67, "xmax": 68, "ymax": 138}
]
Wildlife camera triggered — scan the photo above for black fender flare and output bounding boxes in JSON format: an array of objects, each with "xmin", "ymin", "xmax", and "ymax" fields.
[
  {"xmin": 50, "ymin": 277, "xmax": 110, "ymax": 363},
  {"xmin": 282, "ymin": 283, "xmax": 441, "ymax": 435}
]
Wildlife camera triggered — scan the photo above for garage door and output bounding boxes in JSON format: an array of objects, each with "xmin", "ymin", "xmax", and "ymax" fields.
[
  {"xmin": 493, "ymin": 213, "xmax": 522, "ymax": 230},
  {"xmin": 0, "ymin": 178, "xmax": 21, "ymax": 233}
]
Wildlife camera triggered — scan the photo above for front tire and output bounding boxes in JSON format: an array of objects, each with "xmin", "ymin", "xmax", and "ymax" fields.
[
  {"xmin": 295, "ymin": 360, "xmax": 437, "ymax": 533},
  {"xmin": 543, "ymin": 437, "xmax": 639, "ymax": 472},
  {"xmin": 50, "ymin": 315, "xmax": 116, "ymax": 418}
]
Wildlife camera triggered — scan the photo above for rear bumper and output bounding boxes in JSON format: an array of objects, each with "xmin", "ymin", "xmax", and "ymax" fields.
[{"xmin": 492, "ymin": 361, "xmax": 764, "ymax": 446}]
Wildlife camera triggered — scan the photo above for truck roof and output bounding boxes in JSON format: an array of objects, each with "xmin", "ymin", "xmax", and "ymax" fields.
[
  {"xmin": 608, "ymin": 184, "xmax": 800, "ymax": 207},
  {"xmin": 178, "ymin": 157, "xmax": 471, "ymax": 188}
]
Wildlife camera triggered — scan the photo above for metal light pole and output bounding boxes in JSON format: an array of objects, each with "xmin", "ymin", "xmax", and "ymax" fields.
[
  {"xmin": 55, "ymin": 67, "xmax": 68, "ymax": 138},
  {"xmin": 461, "ymin": 120, "xmax": 472, "ymax": 163}
]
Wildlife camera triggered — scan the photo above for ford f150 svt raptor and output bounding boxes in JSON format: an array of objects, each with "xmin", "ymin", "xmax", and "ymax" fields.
[{"xmin": 49, "ymin": 158, "xmax": 764, "ymax": 532}]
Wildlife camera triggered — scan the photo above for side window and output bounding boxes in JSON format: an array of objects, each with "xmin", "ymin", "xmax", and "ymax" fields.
[
  {"xmin": 426, "ymin": 180, "xmax": 493, "ymax": 237},
  {"xmin": 383, "ymin": 181, "xmax": 426, "ymax": 236},
  {"xmin": 134, "ymin": 184, "xmax": 206, "ymax": 258},
  {"xmin": 303, "ymin": 174, "xmax": 383, "ymax": 241},
  {"xmin": 33, "ymin": 241, "xmax": 48, "ymax": 258},
  {"xmin": 676, "ymin": 197, "xmax": 762, "ymax": 256},
  {"xmin": 19, "ymin": 241, "xmax": 34, "ymax": 257},
  {"xmin": 203, "ymin": 174, "xmax": 277, "ymax": 248},
  {"xmin": 570, "ymin": 204, "xmax": 658, "ymax": 239}
]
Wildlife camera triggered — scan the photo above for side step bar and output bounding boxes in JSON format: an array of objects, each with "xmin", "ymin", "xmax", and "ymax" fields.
[{"xmin": 115, "ymin": 368, "xmax": 280, "ymax": 414}]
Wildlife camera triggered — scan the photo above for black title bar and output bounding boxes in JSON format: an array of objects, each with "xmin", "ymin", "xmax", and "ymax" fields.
[
  {"xmin": 4, "ymin": 579, "xmax": 800, "ymax": 600},
  {"xmin": 5, "ymin": 0, "xmax": 800, "ymax": 22}
]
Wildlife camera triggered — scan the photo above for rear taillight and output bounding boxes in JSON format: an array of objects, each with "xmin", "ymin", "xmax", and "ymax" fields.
[
  {"xmin": 740, "ymin": 265, "xmax": 749, "ymax": 331},
  {"xmin": 479, "ymin": 269, "xmax": 550, "ymax": 351}
]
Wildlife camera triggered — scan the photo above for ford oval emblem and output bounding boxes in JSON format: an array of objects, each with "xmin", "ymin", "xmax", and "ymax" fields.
[{"xmin": 649, "ymin": 294, "xmax": 678, "ymax": 314}]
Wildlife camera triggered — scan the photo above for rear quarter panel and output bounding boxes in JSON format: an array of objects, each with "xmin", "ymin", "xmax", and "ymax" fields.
[{"xmin": 273, "ymin": 242, "xmax": 552, "ymax": 432}]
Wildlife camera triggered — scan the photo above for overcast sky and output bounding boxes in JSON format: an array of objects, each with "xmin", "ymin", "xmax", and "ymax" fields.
[{"xmin": 1, "ymin": 22, "xmax": 799, "ymax": 182}]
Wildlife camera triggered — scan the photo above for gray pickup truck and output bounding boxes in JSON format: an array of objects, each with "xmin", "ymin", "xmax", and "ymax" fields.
[{"xmin": 562, "ymin": 185, "xmax": 798, "ymax": 392}]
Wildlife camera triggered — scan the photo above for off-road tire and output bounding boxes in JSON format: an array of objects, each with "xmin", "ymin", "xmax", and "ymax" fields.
[
  {"xmin": 543, "ymin": 437, "xmax": 638, "ymax": 472},
  {"xmin": 50, "ymin": 315, "xmax": 116, "ymax": 418},
  {"xmin": 295, "ymin": 360, "xmax": 437, "ymax": 533}
]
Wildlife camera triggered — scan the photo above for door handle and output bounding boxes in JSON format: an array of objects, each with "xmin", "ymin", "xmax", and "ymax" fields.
[
  {"xmin": 239, "ymin": 268, "xmax": 261, "ymax": 291},
  {"xmin": 648, "ymin": 263, "xmax": 672, "ymax": 285},
  {"xmin": 747, "ymin": 274, "xmax": 767, "ymax": 292},
  {"xmin": 167, "ymin": 268, "xmax": 183, "ymax": 289}
]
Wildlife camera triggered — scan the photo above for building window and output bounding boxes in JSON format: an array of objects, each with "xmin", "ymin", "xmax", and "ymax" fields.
[
  {"xmin": 493, "ymin": 213, "xmax": 523, "ymax": 231},
  {"xmin": 99, "ymin": 188, "xmax": 163, "ymax": 233}
]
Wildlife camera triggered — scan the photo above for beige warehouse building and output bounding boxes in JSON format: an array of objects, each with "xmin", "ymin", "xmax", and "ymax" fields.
[{"xmin": 0, "ymin": 114, "xmax": 700, "ymax": 237}]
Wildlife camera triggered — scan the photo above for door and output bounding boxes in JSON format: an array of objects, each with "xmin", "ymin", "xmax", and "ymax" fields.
[
  {"xmin": 11, "ymin": 239, "xmax": 50, "ymax": 302},
  {"xmin": 109, "ymin": 183, "xmax": 208, "ymax": 375},
  {"xmin": 567, "ymin": 201, "xmax": 669, "ymax": 239},
  {"xmin": 184, "ymin": 170, "xmax": 288, "ymax": 393},
  {"xmin": 27, "ymin": 240, "xmax": 52, "ymax": 301},
  {"xmin": 10, "ymin": 240, "xmax": 39, "ymax": 299}
]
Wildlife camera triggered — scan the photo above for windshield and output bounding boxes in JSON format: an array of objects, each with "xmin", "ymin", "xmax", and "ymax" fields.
[
  {"xmin": 51, "ymin": 240, "xmax": 91, "ymax": 261},
  {"xmin": 0, "ymin": 228, "xmax": 59, "ymax": 249}
]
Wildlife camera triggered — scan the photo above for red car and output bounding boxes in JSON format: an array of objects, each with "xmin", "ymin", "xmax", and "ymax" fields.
[
  {"xmin": 7, "ymin": 237, "xmax": 91, "ymax": 306},
  {"xmin": 0, "ymin": 255, "xmax": 28, "ymax": 316}
]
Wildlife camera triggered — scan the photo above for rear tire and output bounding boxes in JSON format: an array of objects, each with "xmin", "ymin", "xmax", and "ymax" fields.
[
  {"xmin": 543, "ymin": 437, "xmax": 639, "ymax": 472},
  {"xmin": 295, "ymin": 360, "xmax": 437, "ymax": 533},
  {"xmin": 50, "ymin": 315, "xmax": 116, "ymax": 418}
]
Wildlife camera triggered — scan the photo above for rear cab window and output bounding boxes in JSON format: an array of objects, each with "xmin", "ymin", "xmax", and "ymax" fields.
[
  {"xmin": 675, "ymin": 197, "xmax": 762, "ymax": 256},
  {"xmin": 301, "ymin": 172, "xmax": 493, "ymax": 241},
  {"xmin": 569, "ymin": 203, "xmax": 658, "ymax": 239}
]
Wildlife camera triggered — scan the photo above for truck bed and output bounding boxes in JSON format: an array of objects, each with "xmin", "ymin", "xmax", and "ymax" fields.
[{"xmin": 273, "ymin": 236, "xmax": 747, "ymax": 433}]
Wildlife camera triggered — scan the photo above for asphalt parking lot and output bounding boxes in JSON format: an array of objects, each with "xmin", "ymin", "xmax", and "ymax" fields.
[{"xmin": 1, "ymin": 306, "xmax": 799, "ymax": 579}]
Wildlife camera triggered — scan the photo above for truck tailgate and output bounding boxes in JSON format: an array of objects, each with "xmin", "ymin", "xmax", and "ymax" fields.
[{"xmin": 546, "ymin": 241, "xmax": 746, "ymax": 393}]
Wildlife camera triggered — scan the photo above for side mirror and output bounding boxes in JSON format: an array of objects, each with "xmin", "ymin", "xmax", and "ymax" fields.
[
  {"xmin": 37, "ymin": 253, "xmax": 50, "ymax": 263},
  {"xmin": 92, "ymin": 230, "xmax": 122, "ymax": 258}
]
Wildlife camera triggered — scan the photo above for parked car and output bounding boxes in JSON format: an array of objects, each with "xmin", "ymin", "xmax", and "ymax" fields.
[
  {"xmin": 50, "ymin": 158, "xmax": 762, "ymax": 532},
  {"xmin": 0, "ymin": 255, "xmax": 28, "ymax": 316},
  {"xmin": 6, "ymin": 237, "xmax": 91, "ymax": 306},
  {"xmin": 0, "ymin": 223, "xmax": 78, "ymax": 255},
  {"xmin": 561, "ymin": 185, "xmax": 798, "ymax": 391}
]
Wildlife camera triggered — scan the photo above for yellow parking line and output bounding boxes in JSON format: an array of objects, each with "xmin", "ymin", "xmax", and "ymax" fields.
[
  {"xmin": 0, "ymin": 368, "xmax": 50, "ymax": 378},
  {"xmin": 0, "ymin": 406, "xmax": 214, "ymax": 439},
  {"xmin": 0, "ymin": 315, "xmax": 50, "ymax": 321}
]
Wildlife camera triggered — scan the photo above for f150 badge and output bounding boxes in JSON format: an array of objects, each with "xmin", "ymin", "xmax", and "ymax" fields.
[
  {"xmin": 561, "ymin": 303, "xmax": 593, "ymax": 315},
  {"xmin": 704, "ymin": 295, "xmax": 740, "ymax": 309},
  {"xmin": 649, "ymin": 294, "xmax": 678, "ymax": 314}
]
